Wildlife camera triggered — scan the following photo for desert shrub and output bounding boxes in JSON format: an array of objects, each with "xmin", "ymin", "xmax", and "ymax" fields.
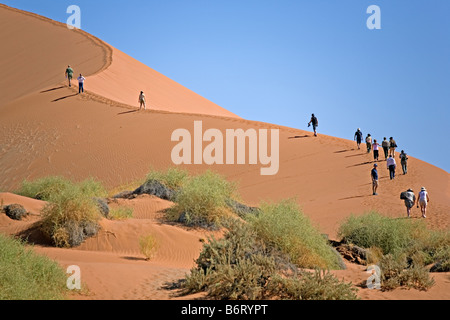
[
  {"xmin": 379, "ymin": 253, "xmax": 435, "ymax": 291},
  {"xmin": 17, "ymin": 176, "xmax": 73, "ymax": 201},
  {"xmin": 109, "ymin": 207, "xmax": 134, "ymax": 220},
  {"xmin": 0, "ymin": 234, "xmax": 67, "ymax": 300},
  {"xmin": 430, "ymin": 245, "xmax": 450, "ymax": 272},
  {"xmin": 269, "ymin": 270, "xmax": 358, "ymax": 300},
  {"xmin": 139, "ymin": 234, "xmax": 158, "ymax": 260},
  {"xmin": 17, "ymin": 176, "xmax": 106, "ymax": 201},
  {"xmin": 39, "ymin": 187, "xmax": 101, "ymax": 248},
  {"xmin": 167, "ymin": 171, "xmax": 237, "ymax": 228},
  {"xmin": 146, "ymin": 167, "xmax": 189, "ymax": 190},
  {"xmin": 338, "ymin": 212, "xmax": 428, "ymax": 255},
  {"xmin": 182, "ymin": 219, "xmax": 358, "ymax": 300},
  {"xmin": 247, "ymin": 199, "xmax": 344, "ymax": 270}
]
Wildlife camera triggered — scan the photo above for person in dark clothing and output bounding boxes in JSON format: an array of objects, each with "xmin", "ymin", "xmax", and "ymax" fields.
[
  {"xmin": 371, "ymin": 164, "xmax": 379, "ymax": 195},
  {"xmin": 354, "ymin": 128, "xmax": 363, "ymax": 150},
  {"xmin": 308, "ymin": 114, "xmax": 319, "ymax": 137},
  {"xmin": 399, "ymin": 150, "xmax": 408, "ymax": 175},
  {"xmin": 382, "ymin": 137, "xmax": 390, "ymax": 160}
]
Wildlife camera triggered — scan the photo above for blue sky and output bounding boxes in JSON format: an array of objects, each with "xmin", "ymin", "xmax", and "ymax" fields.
[{"xmin": 3, "ymin": 0, "xmax": 450, "ymax": 172}]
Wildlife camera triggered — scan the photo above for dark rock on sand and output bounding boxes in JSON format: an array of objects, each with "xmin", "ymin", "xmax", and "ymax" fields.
[{"xmin": 2, "ymin": 204, "xmax": 29, "ymax": 220}]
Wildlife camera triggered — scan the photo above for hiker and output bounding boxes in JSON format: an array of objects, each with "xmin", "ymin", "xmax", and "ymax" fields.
[
  {"xmin": 366, "ymin": 134, "xmax": 372, "ymax": 153},
  {"xmin": 138, "ymin": 91, "xmax": 146, "ymax": 110},
  {"xmin": 371, "ymin": 163, "xmax": 379, "ymax": 195},
  {"xmin": 65, "ymin": 65, "xmax": 74, "ymax": 87},
  {"xmin": 372, "ymin": 139, "xmax": 380, "ymax": 161},
  {"xmin": 402, "ymin": 188, "xmax": 416, "ymax": 218},
  {"xmin": 417, "ymin": 187, "xmax": 430, "ymax": 218},
  {"xmin": 77, "ymin": 74, "xmax": 85, "ymax": 94},
  {"xmin": 354, "ymin": 128, "xmax": 363, "ymax": 150},
  {"xmin": 399, "ymin": 150, "xmax": 408, "ymax": 174},
  {"xmin": 389, "ymin": 137, "xmax": 397, "ymax": 157},
  {"xmin": 382, "ymin": 137, "xmax": 390, "ymax": 160},
  {"xmin": 308, "ymin": 114, "xmax": 318, "ymax": 137},
  {"xmin": 387, "ymin": 154, "xmax": 397, "ymax": 180}
]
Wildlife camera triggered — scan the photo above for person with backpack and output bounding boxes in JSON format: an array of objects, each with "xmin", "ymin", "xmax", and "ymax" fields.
[
  {"xmin": 365, "ymin": 134, "xmax": 372, "ymax": 153},
  {"xmin": 399, "ymin": 150, "xmax": 408, "ymax": 175},
  {"xmin": 371, "ymin": 163, "xmax": 379, "ymax": 195},
  {"xmin": 65, "ymin": 65, "xmax": 74, "ymax": 87},
  {"xmin": 308, "ymin": 114, "xmax": 318, "ymax": 137},
  {"xmin": 389, "ymin": 137, "xmax": 397, "ymax": 157},
  {"xmin": 387, "ymin": 154, "xmax": 397, "ymax": 180},
  {"xmin": 382, "ymin": 137, "xmax": 390, "ymax": 160},
  {"xmin": 354, "ymin": 128, "xmax": 363, "ymax": 150},
  {"xmin": 401, "ymin": 188, "xmax": 416, "ymax": 218},
  {"xmin": 417, "ymin": 187, "xmax": 430, "ymax": 218},
  {"xmin": 372, "ymin": 139, "xmax": 380, "ymax": 161}
]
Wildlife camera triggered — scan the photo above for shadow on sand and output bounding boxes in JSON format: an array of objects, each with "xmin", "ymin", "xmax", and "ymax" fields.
[
  {"xmin": 118, "ymin": 110, "xmax": 139, "ymax": 115},
  {"xmin": 121, "ymin": 256, "xmax": 148, "ymax": 262},
  {"xmin": 334, "ymin": 149, "xmax": 355, "ymax": 154},
  {"xmin": 288, "ymin": 135, "xmax": 310, "ymax": 139},
  {"xmin": 338, "ymin": 195, "xmax": 372, "ymax": 201},
  {"xmin": 52, "ymin": 93, "xmax": 78, "ymax": 102},
  {"xmin": 40, "ymin": 86, "xmax": 65, "ymax": 93}
]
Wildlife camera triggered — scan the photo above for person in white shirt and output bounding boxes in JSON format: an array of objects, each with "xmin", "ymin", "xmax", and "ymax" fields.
[
  {"xmin": 138, "ymin": 91, "xmax": 146, "ymax": 110},
  {"xmin": 77, "ymin": 74, "xmax": 86, "ymax": 94},
  {"xmin": 372, "ymin": 139, "xmax": 380, "ymax": 161},
  {"xmin": 386, "ymin": 155, "xmax": 396, "ymax": 180},
  {"xmin": 417, "ymin": 187, "xmax": 430, "ymax": 218}
]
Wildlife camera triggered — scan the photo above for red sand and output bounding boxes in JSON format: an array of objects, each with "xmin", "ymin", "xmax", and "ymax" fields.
[{"xmin": 0, "ymin": 4, "xmax": 448, "ymax": 300}]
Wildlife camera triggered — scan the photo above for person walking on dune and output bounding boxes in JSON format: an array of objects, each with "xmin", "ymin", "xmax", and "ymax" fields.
[
  {"xmin": 417, "ymin": 187, "xmax": 430, "ymax": 218},
  {"xmin": 65, "ymin": 65, "xmax": 74, "ymax": 87},
  {"xmin": 399, "ymin": 150, "xmax": 408, "ymax": 175},
  {"xmin": 371, "ymin": 163, "xmax": 379, "ymax": 195},
  {"xmin": 365, "ymin": 134, "xmax": 372, "ymax": 153},
  {"xmin": 382, "ymin": 137, "xmax": 390, "ymax": 160},
  {"xmin": 402, "ymin": 188, "xmax": 416, "ymax": 218},
  {"xmin": 77, "ymin": 74, "xmax": 85, "ymax": 94},
  {"xmin": 308, "ymin": 114, "xmax": 318, "ymax": 137},
  {"xmin": 387, "ymin": 154, "xmax": 397, "ymax": 180},
  {"xmin": 372, "ymin": 139, "xmax": 380, "ymax": 161},
  {"xmin": 389, "ymin": 137, "xmax": 397, "ymax": 157},
  {"xmin": 354, "ymin": 128, "xmax": 363, "ymax": 150},
  {"xmin": 138, "ymin": 91, "xmax": 146, "ymax": 110}
]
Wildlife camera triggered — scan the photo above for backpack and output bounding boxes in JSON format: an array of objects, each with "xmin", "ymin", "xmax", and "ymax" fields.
[
  {"xmin": 312, "ymin": 116, "xmax": 318, "ymax": 126},
  {"xmin": 400, "ymin": 191, "xmax": 408, "ymax": 200}
]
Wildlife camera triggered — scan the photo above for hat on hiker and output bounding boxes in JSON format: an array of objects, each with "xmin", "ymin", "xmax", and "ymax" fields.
[
  {"xmin": 421, "ymin": 187, "xmax": 426, "ymax": 191},
  {"xmin": 374, "ymin": 164, "xmax": 378, "ymax": 167}
]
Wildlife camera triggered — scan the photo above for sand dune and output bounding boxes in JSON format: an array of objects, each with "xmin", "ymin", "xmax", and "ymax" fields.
[{"xmin": 0, "ymin": 4, "xmax": 448, "ymax": 300}]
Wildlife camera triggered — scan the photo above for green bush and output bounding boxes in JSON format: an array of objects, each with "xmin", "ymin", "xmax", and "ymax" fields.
[
  {"xmin": 338, "ymin": 212, "xmax": 449, "ymax": 291},
  {"xmin": 39, "ymin": 185, "xmax": 102, "ymax": 248},
  {"xmin": 182, "ymin": 219, "xmax": 358, "ymax": 300},
  {"xmin": 167, "ymin": 171, "xmax": 237, "ymax": 228},
  {"xmin": 338, "ymin": 212, "xmax": 427, "ymax": 255},
  {"xmin": 146, "ymin": 167, "xmax": 189, "ymax": 190},
  {"xmin": 17, "ymin": 176, "xmax": 107, "ymax": 201},
  {"xmin": 0, "ymin": 234, "xmax": 67, "ymax": 300},
  {"xmin": 17, "ymin": 176, "xmax": 73, "ymax": 201},
  {"xmin": 248, "ymin": 199, "xmax": 344, "ymax": 270},
  {"xmin": 379, "ymin": 253, "xmax": 435, "ymax": 291}
]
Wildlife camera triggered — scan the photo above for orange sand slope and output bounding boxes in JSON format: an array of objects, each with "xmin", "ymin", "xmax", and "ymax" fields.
[{"xmin": 0, "ymin": 4, "xmax": 449, "ymax": 300}]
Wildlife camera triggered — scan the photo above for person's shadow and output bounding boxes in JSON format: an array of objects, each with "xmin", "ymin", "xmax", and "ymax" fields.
[{"xmin": 52, "ymin": 93, "xmax": 78, "ymax": 102}]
